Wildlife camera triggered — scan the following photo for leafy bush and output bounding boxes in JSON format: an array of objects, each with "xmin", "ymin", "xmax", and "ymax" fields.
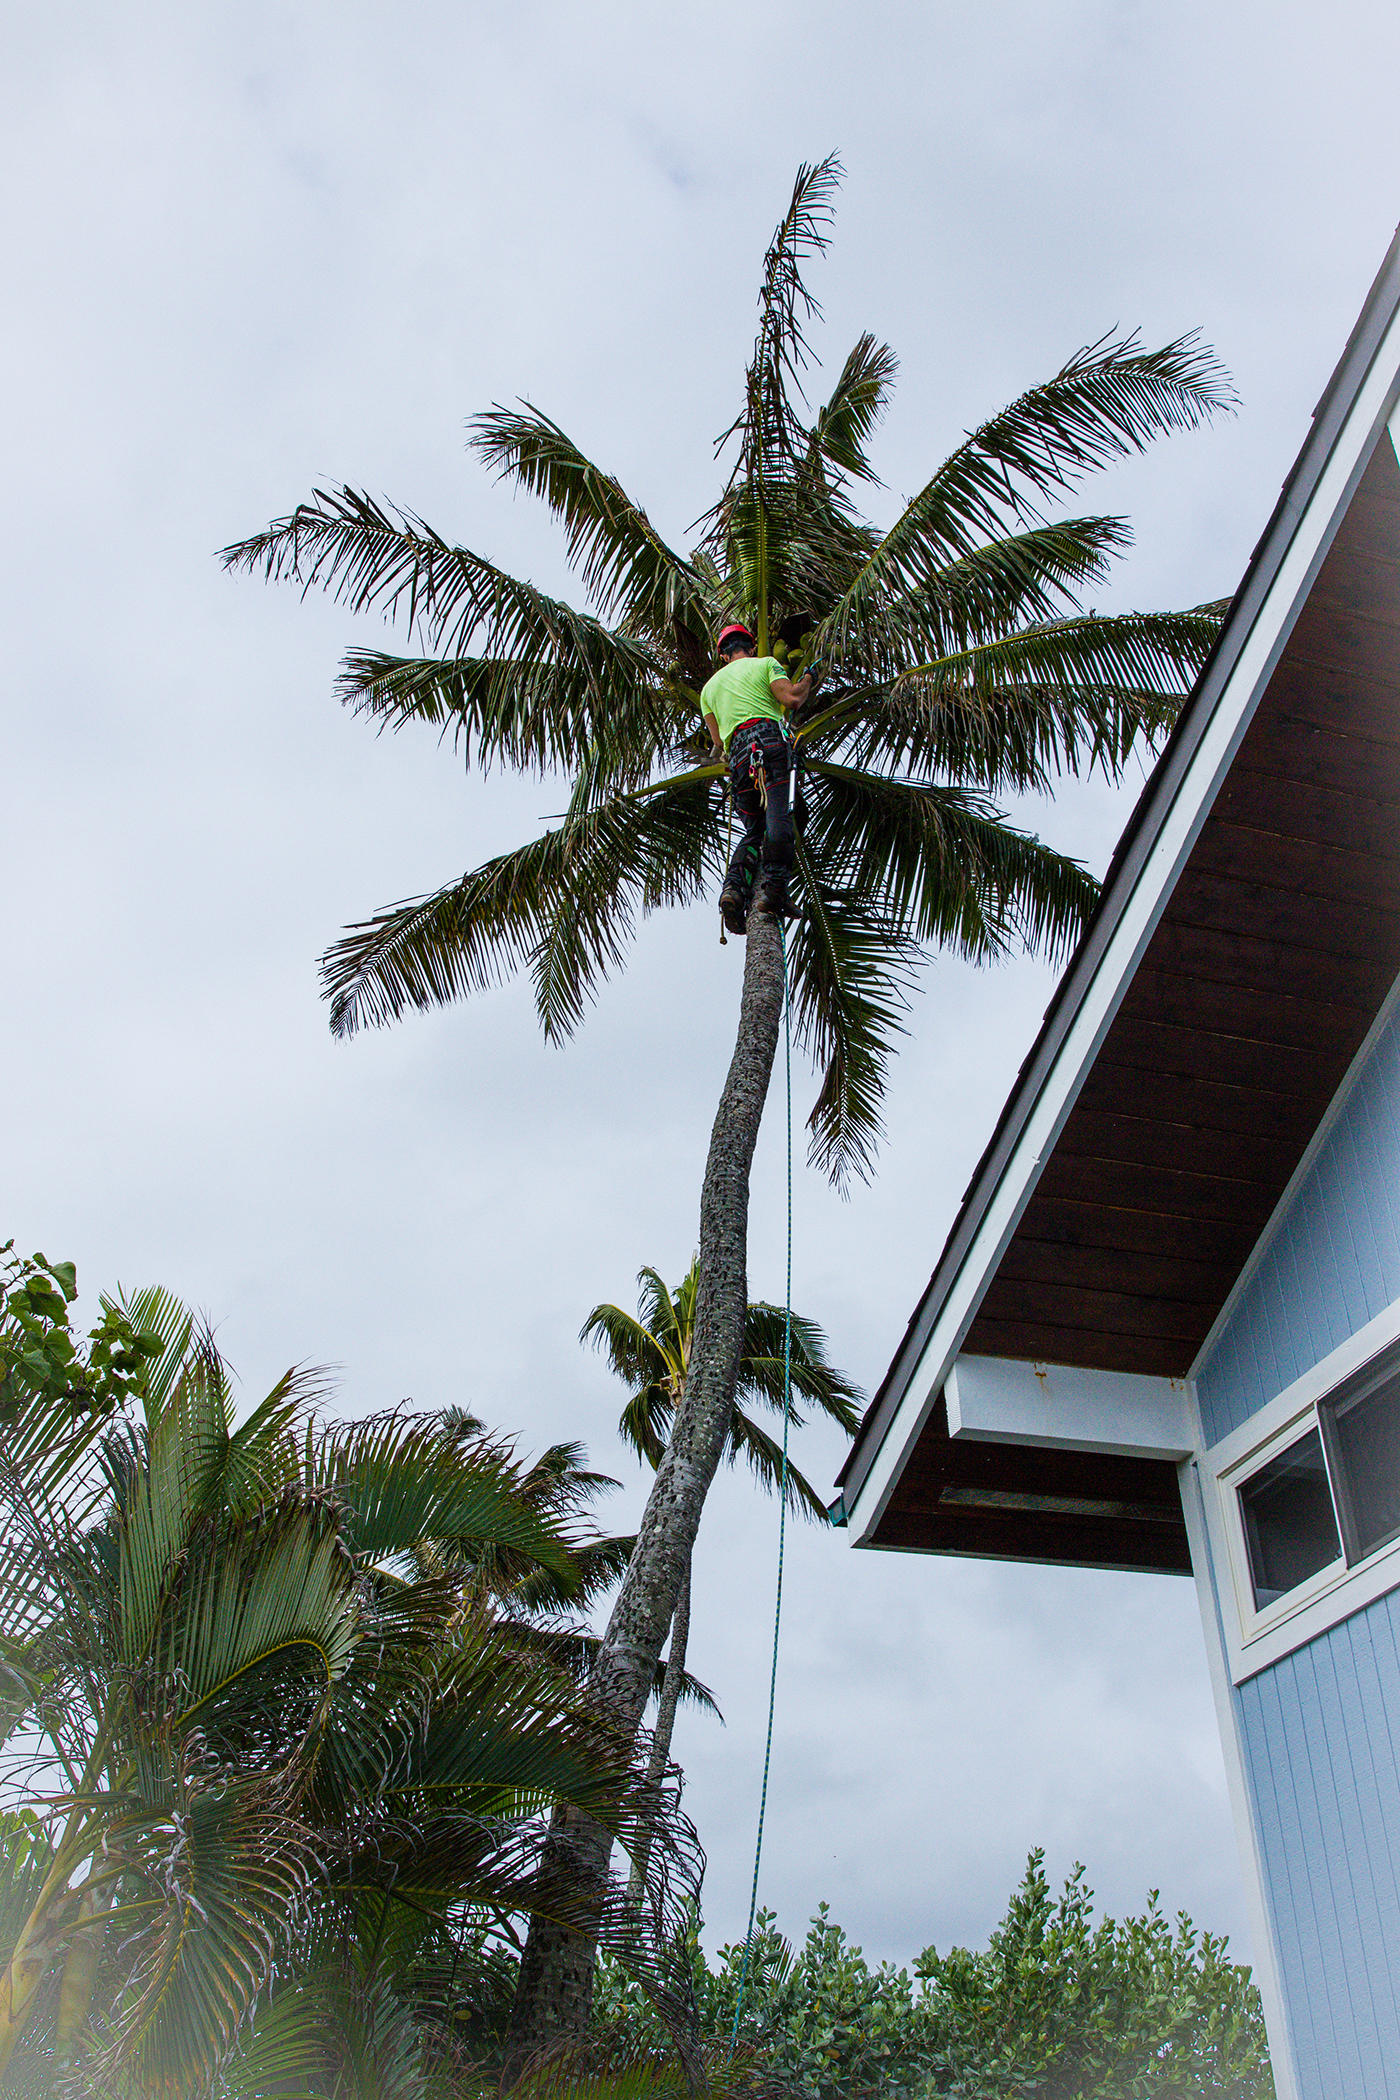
[{"xmin": 591, "ymin": 1853, "xmax": 1274, "ymax": 2098}]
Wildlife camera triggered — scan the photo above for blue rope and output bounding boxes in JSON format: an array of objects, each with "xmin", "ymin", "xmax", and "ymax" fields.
[{"xmin": 730, "ymin": 922, "xmax": 793, "ymax": 2047}]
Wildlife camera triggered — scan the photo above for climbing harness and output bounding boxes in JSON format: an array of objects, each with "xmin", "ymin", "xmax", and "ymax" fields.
[
  {"xmin": 719, "ymin": 721, "xmax": 795, "ymax": 946},
  {"xmin": 730, "ymin": 920, "xmax": 794, "ymax": 2045}
]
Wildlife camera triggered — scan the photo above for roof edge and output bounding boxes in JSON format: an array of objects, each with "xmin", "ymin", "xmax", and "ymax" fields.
[{"xmin": 839, "ymin": 223, "xmax": 1400, "ymax": 1524}]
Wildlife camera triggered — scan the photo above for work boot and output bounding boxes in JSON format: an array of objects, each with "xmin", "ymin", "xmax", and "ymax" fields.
[
  {"xmin": 751, "ymin": 869, "xmax": 795, "ymax": 920},
  {"xmin": 719, "ymin": 883, "xmax": 749, "ymax": 937}
]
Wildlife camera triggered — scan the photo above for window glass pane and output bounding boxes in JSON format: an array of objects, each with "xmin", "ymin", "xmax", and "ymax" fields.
[
  {"xmin": 1327, "ymin": 1368, "xmax": 1400, "ymax": 1563},
  {"xmin": 1238, "ymin": 1428, "xmax": 1341, "ymax": 1610}
]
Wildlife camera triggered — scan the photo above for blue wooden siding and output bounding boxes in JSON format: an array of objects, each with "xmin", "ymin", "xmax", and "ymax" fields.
[
  {"xmin": 1195, "ymin": 992, "xmax": 1400, "ymax": 2098},
  {"xmin": 1238, "ymin": 1588, "xmax": 1400, "ymax": 2099},
  {"xmin": 1196, "ymin": 996, "xmax": 1400, "ymax": 1446}
]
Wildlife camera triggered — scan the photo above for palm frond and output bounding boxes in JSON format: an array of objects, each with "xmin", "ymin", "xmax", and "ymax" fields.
[
  {"xmin": 306, "ymin": 1413, "xmax": 577, "ymax": 1578},
  {"xmin": 469, "ymin": 403, "xmax": 712, "ymax": 646},
  {"xmin": 637, "ymin": 1266, "xmax": 687, "ymax": 1350},
  {"xmin": 336, "ymin": 645, "xmax": 681, "ymax": 784},
  {"xmin": 815, "ymin": 333, "xmax": 1233, "ymax": 662},
  {"xmin": 806, "ymin": 516, "xmax": 1132, "ymax": 686},
  {"xmin": 224, "ymin": 489, "xmax": 676, "ymax": 768},
  {"xmin": 737, "ymin": 1305, "xmax": 863, "ymax": 1430},
  {"xmin": 157, "ymin": 1497, "xmax": 359, "ymax": 1750},
  {"xmin": 867, "ymin": 602, "xmax": 1225, "ymax": 789},
  {"xmin": 581, "ymin": 1304, "xmax": 677, "ymax": 1399},
  {"xmin": 506, "ymin": 1533, "xmax": 637, "ymax": 1619},
  {"xmin": 319, "ymin": 768, "xmax": 721, "ymax": 1042},
  {"xmin": 116, "ymin": 1340, "xmax": 233, "ymax": 1666},
  {"xmin": 717, "ymin": 154, "xmax": 845, "ymax": 485},
  {"xmin": 102, "ymin": 1781, "xmax": 320, "ymax": 2098},
  {"xmin": 803, "ymin": 760, "xmax": 1100, "ymax": 964},
  {"xmin": 105, "ymin": 1286, "xmax": 195, "ymax": 1418},
  {"xmin": 786, "ymin": 849, "xmax": 916, "ymax": 1187},
  {"xmin": 809, "ymin": 332, "xmax": 898, "ymax": 484},
  {"xmin": 723, "ymin": 1408, "xmax": 832, "ymax": 1520},
  {"xmin": 224, "ymin": 1963, "xmax": 433, "ymax": 2100},
  {"xmin": 496, "ymin": 1618, "xmax": 720, "ymax": 1720}
]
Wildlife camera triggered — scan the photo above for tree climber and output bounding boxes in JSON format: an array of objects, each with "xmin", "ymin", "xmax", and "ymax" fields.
[{"xmin": 701, "ymin": 624, "xmax": 811, "ymax": 937}]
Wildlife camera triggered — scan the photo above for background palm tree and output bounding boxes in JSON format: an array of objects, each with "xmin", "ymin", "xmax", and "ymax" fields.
[
  {"xmin": 0, "ymin": 1294, "xmax": 702, "ymax": 2096},
  {"xmin": 585, "ymin": 1260, "xmax": 860, "ymax": 1898},
  {"xmin": 425, "ymin": 1406, "xmax": 722, "ymax": 1734},
  {"xmin": 223, "ymin": 154, "xmax": 1233, "ymax": 2046}
]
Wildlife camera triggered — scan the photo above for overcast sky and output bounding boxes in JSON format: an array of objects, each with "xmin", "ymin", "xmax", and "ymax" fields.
[{"xmin": 6, "ymin": 0, "xmax": 1400, "ymax": 1975}]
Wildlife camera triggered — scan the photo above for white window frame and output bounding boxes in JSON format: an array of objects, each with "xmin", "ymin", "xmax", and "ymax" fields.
[{"xmin": 1201, "ymin": 1296, "xmax": 1400, "ymax": 1684}]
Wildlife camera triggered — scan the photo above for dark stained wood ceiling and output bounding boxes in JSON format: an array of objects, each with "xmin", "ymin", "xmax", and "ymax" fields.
[
  {"xmin": 872, "ymin": 1396, "xmax": 1192, "ymax": 1574},
  {"xmin": 960, "ymin": 433, "xmax": 1400, "ymax": 1378}
]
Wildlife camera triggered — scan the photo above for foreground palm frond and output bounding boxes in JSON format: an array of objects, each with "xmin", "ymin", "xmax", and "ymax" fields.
[{"xmin": 0, "ymin": 1303, "xmax": 704, "ymax": 2095}]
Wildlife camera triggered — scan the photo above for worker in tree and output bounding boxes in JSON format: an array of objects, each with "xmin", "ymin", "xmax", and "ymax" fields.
[{"xmin": 702, "ymin": 623, "xmax": 811, "ymax": 937}]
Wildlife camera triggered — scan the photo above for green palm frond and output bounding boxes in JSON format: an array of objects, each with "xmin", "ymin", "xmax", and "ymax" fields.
[
  {"xmin": 518, "ymin": 1441, "xmax": 622, "ymax": 1516},
  {"xmin": 805, "ymin": 517, "xmax": 1132, "ymax": 686},
  {"xmin": 155, "ymin": 1499, "xmax": 359, "ymax": 1756},
  {"xmin": 615, "ymin": 1386, "xmax": 675, "ymax": 1473},
  {"xmin": 336, "ymin": 645, "xmax": 681, "ymax": 784},
  {"xmin": 470, "ymin": 403, "xmax": 711, "ymax": 647},
  {"xmin": 723, "ymin": 1408, "xmax": 831, "ymax": 1520},
  {"xmin": 582, "ymin": 1303, "xmax": 679, "ymax": 1395},
  {"xmin": 717, "ymin": 154, "xmax": 845, "ymax": 487},
  {"xmin": 596, "ymin": 1265, "xmax": 863, "ymax": 1518},
  {"xmin": 497, "ymin": 1618, "xmax": 720, "ymax": 1719},
  {"xmin": 102, "ymin": 1781, "xmax": 320, "ymax": 2098},
  {"xmin": 785, "ymin": 853, "xmax": 915, "ymax": 1185},
  {"xmin": 223, "ymin": 1962, "xmax": 435, "ymax": 2100},
  {"xmin": 803, "ymin": 760, "xmax": 1099, "ymax": 964},
  {"xmin": 870, "ymin": 602, "xmax": 1225, "ymax": 788},
  {"xmin": 320, "ymin": 768, "xmax": 721, "ymax": 1043},
  {"xmin": 809, "ymin": 332, "xmax": 899, "ymax": 484},
  {"xmin": 735, "ymin": 1305, "xmax": 863, "ymax": 1431},
  {"xmin": 105, "ymin": 1286, "xmax": 195, "ymax": 1418},
  {"xmin": 507, "ymin": 1532, "xmax": 637, "ymax": 1619},
  {"xmin": 116, "ymin": 1341, "xmax": 233, "ymax": 1665},
  {"xmin": 527, "ymin": 777, "xmax": 717, "ymax": 1038},
  {"xmin": 306, "ymin": 1412, "xmax": 578, "ymax": 1578},
  {"xmin": 815, "ymin": 333, "xmax": 1233, "ymax": 662},
  {"xmin": 223, "ymin": 490, "xmax": 675, "ymax": 768}
]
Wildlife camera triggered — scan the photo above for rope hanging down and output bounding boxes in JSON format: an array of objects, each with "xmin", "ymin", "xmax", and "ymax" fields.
[{"xmin": 730, "ymin": 921, "xmax": 794, "ymax": 2044}]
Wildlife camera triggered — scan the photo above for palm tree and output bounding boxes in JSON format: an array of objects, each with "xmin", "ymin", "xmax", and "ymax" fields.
[
  {"xmin": 587, "ymin": 1257, "xmax": 860, "ymax": 1852},
  {"xmin": 0, "ymin": 1296, "xmax": 702, "ymax": 2095},
  {"xmin": 222, "ymin": 155, "xmax": 1233, "ymax": 2046}
]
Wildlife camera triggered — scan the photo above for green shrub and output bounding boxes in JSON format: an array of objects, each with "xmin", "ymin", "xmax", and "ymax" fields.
[{"xmin": 591, "ymin": 1853, "xmax": 1273, "ymax": 2098}]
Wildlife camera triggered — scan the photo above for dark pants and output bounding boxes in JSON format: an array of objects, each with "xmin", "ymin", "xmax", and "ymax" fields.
[{"xmin": 724, "ymin": 717, "xmax": 794, "ymax": 904}]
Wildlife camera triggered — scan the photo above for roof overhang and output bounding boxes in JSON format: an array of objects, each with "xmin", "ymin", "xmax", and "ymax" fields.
[{"xmin": 840, "ymin": 227, "xmax": 1400, "ymax": 1562}]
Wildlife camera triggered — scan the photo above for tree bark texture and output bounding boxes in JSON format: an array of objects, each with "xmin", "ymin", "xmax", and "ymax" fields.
[
  {"xmin": 507, "ymin": 910, "xmax": 786, "ymax": 2064},
  {"xmin": 627, "ymin": 1554, "xmax": 692, "ymax": 1905}
]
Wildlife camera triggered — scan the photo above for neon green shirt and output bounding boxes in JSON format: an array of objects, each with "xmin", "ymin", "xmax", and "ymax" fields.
[{"xmin": 700, "ymin": 655, "xmax": 788, "ymax": 751}]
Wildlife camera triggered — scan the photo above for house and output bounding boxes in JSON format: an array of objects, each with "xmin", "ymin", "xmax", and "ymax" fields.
[{"xmin": 834, "ymin": 229, "xmax": 1400, "ymax": 2100}]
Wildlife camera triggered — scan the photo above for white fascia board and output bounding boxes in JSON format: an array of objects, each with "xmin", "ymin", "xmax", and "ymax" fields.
[
  {"xmin": 845, "ymin": 297, "xmax": 1400, "ymax": 1551},
  {"xmin": 945, "ymin": 1354, "xmax": 1194, "ymax": 1460},
  {"xmin": 1178, "ymin": 1451, "xmax": 1302, "ymax": 2100}
]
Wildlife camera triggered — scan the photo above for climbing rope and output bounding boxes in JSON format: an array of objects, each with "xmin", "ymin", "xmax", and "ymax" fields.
[
  {"xmin": 730, "ymin": 919, "xmax": 793, "ymax": 2046},
  {"xmin": 719, "ymin": 780, "xmax": 735, "ymax": 945}
]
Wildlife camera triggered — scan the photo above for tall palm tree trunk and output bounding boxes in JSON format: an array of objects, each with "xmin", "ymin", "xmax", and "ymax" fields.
[
  {"xmin": 628, "ymin": 1554, "xmax": 692, "ymax": 1905},
  {"xmin": 507, "ymin": 911, "xmax": 786, "ymax": 2063}
]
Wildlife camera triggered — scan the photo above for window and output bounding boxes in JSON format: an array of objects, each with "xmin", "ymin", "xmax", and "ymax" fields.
[
  {"xmin": 1238, "ymin": 1427, "xmax": 1341, "ymax": 1610},
  {"xmin": 1210, "ymin": 1316, "xmax": 1400, "ymax": 1682},
  {"xmin": 1321, "ymin": 1360, "xmax": 1400, "ymax": 1564},
  {"xmin": 1232, "ymin": 1350, "xmax": 1400, "ymax": 1621}
]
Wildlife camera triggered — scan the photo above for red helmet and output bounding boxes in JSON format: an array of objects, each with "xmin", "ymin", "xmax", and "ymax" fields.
[{"xmin": 716, "ymin": 623, "xmax": 756, "ymax": 655}]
